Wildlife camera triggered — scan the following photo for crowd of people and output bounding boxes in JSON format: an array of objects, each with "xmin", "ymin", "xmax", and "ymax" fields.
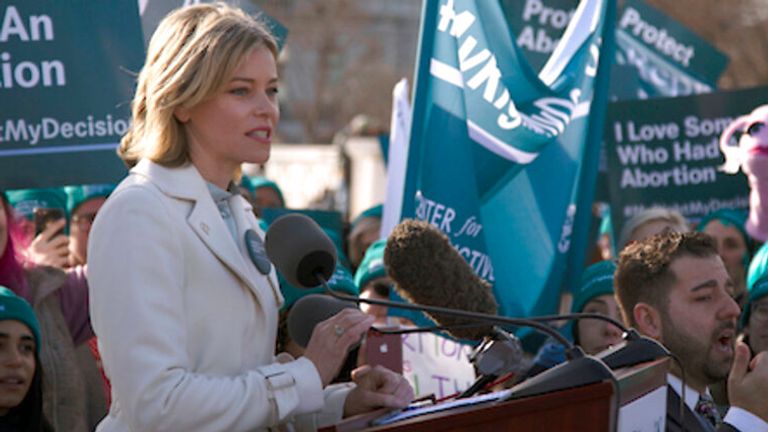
[{"xmin": 1, "ymin": 2, "xmax": 767, "ymax": 431}]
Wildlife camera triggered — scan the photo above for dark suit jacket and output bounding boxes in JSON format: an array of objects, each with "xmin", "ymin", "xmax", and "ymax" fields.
[{"xmin": 666, "ymin": 385, "xmax": 739, "ymax": 432}]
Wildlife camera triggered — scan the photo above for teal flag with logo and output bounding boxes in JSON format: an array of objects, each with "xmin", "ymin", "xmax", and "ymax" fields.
[{"xmin": 394, "ymin": 0, "xmax": 616, "ymax": 324}]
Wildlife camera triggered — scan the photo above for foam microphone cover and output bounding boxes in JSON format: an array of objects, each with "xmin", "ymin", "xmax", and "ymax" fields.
[
  {"xmin": 287, "ymin": 294, "xmax": 358, "ymax": 348},
  {"xmin": 384, "ymin": 219, "xmax": 498, "ymax": 340},
  {"xmin": 265, "ymin": 213, "xmax": 337, "ymax": 288}
]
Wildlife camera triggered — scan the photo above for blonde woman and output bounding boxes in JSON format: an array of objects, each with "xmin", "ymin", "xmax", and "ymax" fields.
[{"xmin": 87, "ymin": 4, "xmax": 412, "ymax": 431}]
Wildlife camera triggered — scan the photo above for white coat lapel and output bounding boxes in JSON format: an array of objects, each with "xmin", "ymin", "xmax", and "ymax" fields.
[{"xmin": 132, "ymin": 160, "xmax": 270, "ymax": 306}]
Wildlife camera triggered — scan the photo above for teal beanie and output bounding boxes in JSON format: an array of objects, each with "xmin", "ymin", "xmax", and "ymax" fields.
[
  {"xmin": 5, "ymin": 188, "xmax": 68, "ymax": 220},
  {"xmin": 571, "ymin": 260, "xmax": 617, "ymax": 314},
  {"xmin": 697, "ymin": 208, "xmax": 752, "ymax": 262},
  {"xmin": 351, "ymin": 204, "xmax": 383, "ymax": 229},
  {"xmin": 354, "ymin": 239, "xmax": 387, "ymax": 289},
  {"xmin": 697, "ymin": 208, "xmax": 749, "ymax": 242},
  {"xmin": 743, "ymin": 243, "xmax": 768, "ymax": 327},
  {"xmin": 0, "ymin": 287, "xmax": 41, "ymax": 353},
  {"xmin": 64, "ymin": 184, "xmax": 115, "ymax": 215},
  {"xmin": 242, "ymin": 176, "xmax": 284, "ymax": 206}
]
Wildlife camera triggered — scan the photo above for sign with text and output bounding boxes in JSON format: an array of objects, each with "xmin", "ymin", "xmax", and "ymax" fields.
[
  {"xmin": 401, "ymin": 331, "xmax": 475, "ymax": 399},
  {"xmin": 0, "ymin": 3, "xmax": 144, "ymax": 189},
  {"xmin": 502, "ymin": 0, "xmax": 579, "ymax": 72},
  {"xmin": 605, "ymin": 86, "xmax": 768, "ymax": 239},
  {"xmin": 614, "ymin": 0, "xmax": 728, "ymax": 99},
  {"xmin": 139, "ymin": 0, "xmax": 287, "ymax": 50}
]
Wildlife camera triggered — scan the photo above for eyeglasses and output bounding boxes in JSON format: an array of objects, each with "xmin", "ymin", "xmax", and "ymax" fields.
[
  {"xmin": 751, "ymin": 300, "xmax": 768, "ymax": 322},
  {"xmin": 71, "ymin": 212, "xmax": 98, "ymax": 229}
]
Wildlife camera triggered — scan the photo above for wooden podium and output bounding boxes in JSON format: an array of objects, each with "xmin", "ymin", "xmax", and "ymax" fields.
[{"xmin": 321, "ymin": 357, "xmax": 669, "ymax": 432}]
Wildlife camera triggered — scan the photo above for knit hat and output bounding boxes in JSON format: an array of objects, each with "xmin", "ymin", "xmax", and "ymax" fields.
[
  {"xmin": 743, "ymin": 243, "xmax": 768, "ymax": 327},
  {"xmin": 354, "ymin": 239, "xmax": 387, "ymax": 289},
  {"xmin": 697, "ymin": 208, "xmax": 752, "ymax": 257},
  {"xmin": 279, "ymin": 262, "xmax": 359, "ymax": 310},
  {"xmin": 697, "ymin": 208, "xmax": 748, "ymax": 239},
  {"xmin": 351, "ymin": 204, "xmax": 383, "ymax": 229},
  {"xmin": 241, "ymin": 176, "xmax": 285, "ymax": 207},
  {"xmin": 571, "ymin": 260, "xmax": 617, "ymax": 314},
  {"xmin": 0, "ymin": 286, "xmax": 41, "ymax": 353},
  {"xmin": 64, "ymin": 184, "xmax": 115, "ymax": 215},
  {"xmin": 5, "ymin": 188, "xmax": 68, "ymax": 220}
]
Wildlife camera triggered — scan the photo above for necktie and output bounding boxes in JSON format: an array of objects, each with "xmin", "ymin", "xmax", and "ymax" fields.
[{"xmin": 695, "ymin": 394, "xmax": 722, "ymax": 428}]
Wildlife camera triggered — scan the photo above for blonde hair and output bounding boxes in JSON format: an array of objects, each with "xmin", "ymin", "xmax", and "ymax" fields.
[
  {"xmin": 617, "ymin": 207, "xmax": 689, "ymax": 252},
  {"xmin": 119, "ymin": 3, "xmax": 278, "ymax": 167}
]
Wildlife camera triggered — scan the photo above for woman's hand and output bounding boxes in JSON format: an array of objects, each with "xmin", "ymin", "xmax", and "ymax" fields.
[
  {"xmin": 28, "ymin": 219, "xmax": 69, "ymax": 268},
  {"xmin": 303, "ymin": 308, "xmax": 375, "ymax": 387},
  {"xmin": 343, "ymin": 365, "xmax": 414, "ymax": 417}
]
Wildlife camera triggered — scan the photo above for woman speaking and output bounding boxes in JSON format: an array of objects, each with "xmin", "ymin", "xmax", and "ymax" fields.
[{"xmin": 87, "ymin": 4, "xmax": 412, "ymax": 431}]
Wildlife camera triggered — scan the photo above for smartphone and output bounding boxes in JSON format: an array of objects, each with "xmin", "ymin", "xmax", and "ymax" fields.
[
  {"xmin": 365, "ymin": 329, "xmax": 403, "ymax": 374},
  {"xmin": 34, "ymin": 207, "xmax": 66, "ymax": 237}
]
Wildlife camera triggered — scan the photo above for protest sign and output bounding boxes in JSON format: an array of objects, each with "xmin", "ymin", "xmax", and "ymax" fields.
[
  {"xmin": 402, "ymin": 331, "xmax": 475, "ymax": 399},
  {"xmin": 605, "ymin": 86, "xmax": 768, "ymax": 239},
  {"xmin": 614, "ymin": 0, "xmax": 729, "ymax": 99},
  {"xmin": 0, "ymin": 2, "xmax": 144, "ymax": 189}
]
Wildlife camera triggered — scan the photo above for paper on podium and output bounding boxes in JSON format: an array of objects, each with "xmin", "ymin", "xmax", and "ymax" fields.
[{"xmin": 370, "ymin": 389, "xmax": 513, "ymax": 427}]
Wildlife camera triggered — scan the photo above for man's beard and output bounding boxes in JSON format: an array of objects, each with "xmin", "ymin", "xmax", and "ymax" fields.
[{"xmin": 661, "ymin": 315, "xmax": 734, "ymax": 385}]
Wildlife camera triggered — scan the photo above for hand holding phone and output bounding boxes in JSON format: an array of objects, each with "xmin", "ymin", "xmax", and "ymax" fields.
[
  {"xmin": 29, "ymin": 208, "xmax": 69, "ymax": 268},
  {"xmin": 34, "ymin": 207, "xmax": 66, "ymax": 237}
]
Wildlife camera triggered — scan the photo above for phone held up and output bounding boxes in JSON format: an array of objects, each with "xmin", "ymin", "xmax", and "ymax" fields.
[{"xmin": 33, "ymin": 207, "xmax": 66, "ymax": 237}]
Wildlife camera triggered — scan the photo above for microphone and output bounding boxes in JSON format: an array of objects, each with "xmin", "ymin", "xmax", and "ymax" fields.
[
  {"xmin": 265, "ymin": 215, "xmax": 615, "ymax": 400},
  {"xmin": 384, "ymin": 219, "xmax": 498, "ymax": 341},
  {"xmin": 264, "ymin": 213, "xmax": 337, "ymax": 288},
  {"xmin": 287, "ymin": 294, "xmax": 357, "ymax": 348}
]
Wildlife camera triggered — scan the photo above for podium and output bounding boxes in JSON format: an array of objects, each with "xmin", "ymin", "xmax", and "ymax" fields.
[{"xmin": 321, "ymin": 357, "xmax": 669, "ymax": 432}]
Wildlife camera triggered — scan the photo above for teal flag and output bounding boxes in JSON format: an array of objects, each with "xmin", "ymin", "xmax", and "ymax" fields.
[
  {"xmin": 0, "ymin": 2, "xmax": 144, "ymax": 189},
  {"xmin": 395, "ymin": 0, "xmax": 616, "ymax": 325}
]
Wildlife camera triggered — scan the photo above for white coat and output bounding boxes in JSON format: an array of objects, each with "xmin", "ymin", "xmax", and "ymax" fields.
[{"xmin": 88, "ymin": 159, "xmax": 351, "ymax": 431}]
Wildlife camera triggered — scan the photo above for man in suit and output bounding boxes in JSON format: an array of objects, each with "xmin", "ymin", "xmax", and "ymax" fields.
[{"xmin": 614, "ymin": 231, "xmax": 768, "ymax": 431}]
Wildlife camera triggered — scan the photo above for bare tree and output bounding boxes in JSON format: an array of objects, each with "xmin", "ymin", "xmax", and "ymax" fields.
[{"xmin": 255, "ymin": 0, "xmax": 416, "ymax": 143}]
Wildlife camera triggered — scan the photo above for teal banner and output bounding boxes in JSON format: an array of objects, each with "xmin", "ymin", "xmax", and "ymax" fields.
[
  {"xmin": 605, "ymin": 86, "xmax": 768, "ymax": 240},
  {"xmin": 0, "ymin": 2, "xmax": 144, "ymax": 189},
  {"xmin": 396, "ymin": 0, "xmax": 616, "ymax": 323}
]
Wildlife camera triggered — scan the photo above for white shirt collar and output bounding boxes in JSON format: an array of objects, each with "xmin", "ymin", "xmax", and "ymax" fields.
[{"xmin": 667, "ymin": 373, "xmax": 707, "ymax": 411}]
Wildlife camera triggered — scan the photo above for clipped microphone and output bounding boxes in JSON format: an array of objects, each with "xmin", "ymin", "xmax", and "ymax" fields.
[
  {"xmin": 384, "ymin": 219, "xmax": 498, "ymax": 340},
  {"xmin": 287, "ymin": 294, "xmax": 358, "ymax": 348},
  {"xmin": 265, "ymin": 213, "xmax": 337, "ymax": 288}
]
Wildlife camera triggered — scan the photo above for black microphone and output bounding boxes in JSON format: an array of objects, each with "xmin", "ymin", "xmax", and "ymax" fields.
[
  {"xmin": 265, "ymin": 215, "xmax": 615, "ymax": 400},
  {"xmin": 287, "ymin": 294, "xmax": 358, "ymax": 348},
  {"xmin": 264, "ymin": 213, "xmax": 337, "ymax": 288}
]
